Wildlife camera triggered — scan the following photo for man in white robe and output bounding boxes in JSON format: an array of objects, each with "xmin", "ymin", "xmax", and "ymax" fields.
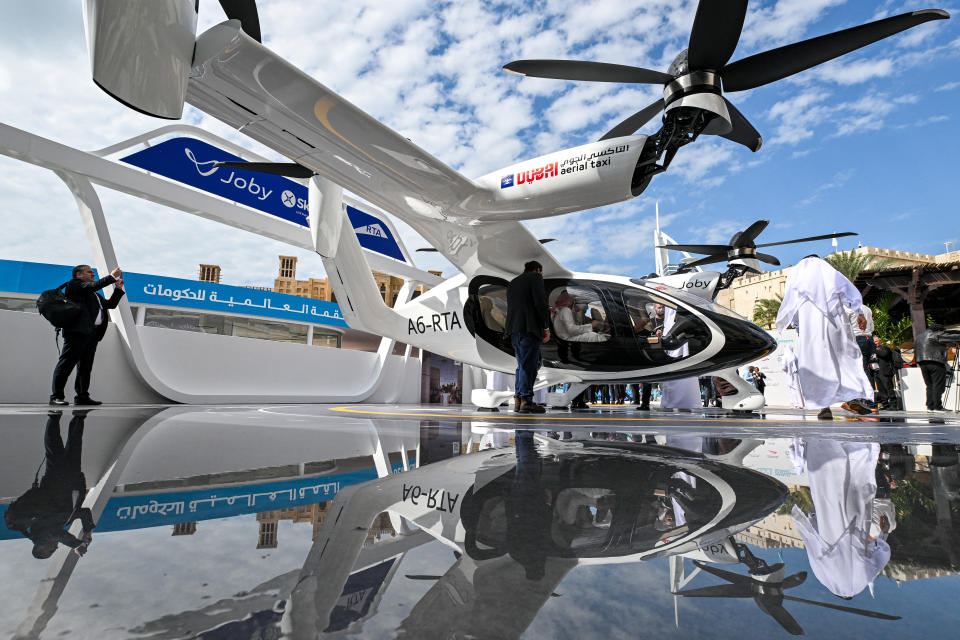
[
  {"xmin": 791, "ymin": 439, "xmax": 891, "ymax": 598},
  {"xmin": 660, "ymin": 307, "xmax": 702, "ymax": 409},
  {"xmin": 775, "ymin": 256, "xmax": 873, "ymax": 419}
]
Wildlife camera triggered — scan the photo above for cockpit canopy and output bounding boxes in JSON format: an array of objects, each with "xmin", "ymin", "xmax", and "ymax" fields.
[{"xmin": 467, "ymin": 276, "xmax": 713, "ymax": 373}]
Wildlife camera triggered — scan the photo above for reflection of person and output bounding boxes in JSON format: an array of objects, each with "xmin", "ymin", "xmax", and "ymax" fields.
[
  {"xmin": 790, "ymin": 439, "xmax": 892, "ymax": 598},
  {"xmin": 507, "ymin": 431, "xmax": 551, "ymax": 580},
  {"xmin": 4, "ymin": 412, "xmax": 95, "ymax": 558},
  {"xmin": 775, "ymin": 256, "xmax": 873, "ymax": 420},
  {"xmin": 550, "ymin": 290, "xmax": 608, "ymax": 342},
  {"xmin": 505, "ymin": 261, "xmax": 550, "ymax": 414},
  {"xmin": 50, "ymin": 264, "xmax": 125, "ymax": 406},
  {"xmin": 914, "ymin": 323, "xmax": 960, "ymax": 412}
]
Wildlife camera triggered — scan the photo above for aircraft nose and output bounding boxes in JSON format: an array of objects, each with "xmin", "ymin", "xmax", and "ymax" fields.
[{"xmin": 707, "ymin": 312, "xmax": 777, "ymax": 369}]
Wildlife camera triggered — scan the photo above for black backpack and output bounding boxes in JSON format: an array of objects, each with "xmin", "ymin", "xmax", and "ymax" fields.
[{"xmin": 36, "ymin": 281, "xmax": 82, "ymax": 329}]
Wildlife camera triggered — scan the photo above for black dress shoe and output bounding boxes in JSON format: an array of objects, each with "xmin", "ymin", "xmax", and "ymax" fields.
[
  {"xmin": 49, "ymin": 398, "xmax": 69, "ymax": 406},
  {"xmin": 74, "ymin": 397, "xmax": 103, "ymax": 406}
]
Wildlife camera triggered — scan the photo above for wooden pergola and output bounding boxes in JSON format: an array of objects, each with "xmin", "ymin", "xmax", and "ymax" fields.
[{"xmin": 856, "ymin": 261, "xmax": 960, "ymax": 340}]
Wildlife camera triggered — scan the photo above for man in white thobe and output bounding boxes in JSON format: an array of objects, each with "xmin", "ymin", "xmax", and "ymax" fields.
[
  {"xmin": 660, "ymin": 307, "xmax": 702, "ymax": 409},
  {"xmin": 791, "ymin": 439, "xmax": 892, "ymax": 598},
  {"xmin": 775, "ymin": 256, "xmax": 873, "ymax": 419}
]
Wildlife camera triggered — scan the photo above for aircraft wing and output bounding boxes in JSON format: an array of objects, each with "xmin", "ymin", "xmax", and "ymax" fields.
[
  {"xmin": 189, "ymin": 22, "xmax": 576, "ymax": 277},
  {"xmin": 189, "ymin": 21, "xmax": 489, "ymax": 223}
]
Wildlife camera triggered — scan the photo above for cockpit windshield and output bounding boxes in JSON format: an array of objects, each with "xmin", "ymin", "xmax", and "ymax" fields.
[
  {"xmin": 622, "ymin": 289, "xmax": 711, "ymax": 361},
  {"xmin": 468, "ymin": 277, "xmax": 716, "ymax": 373}
]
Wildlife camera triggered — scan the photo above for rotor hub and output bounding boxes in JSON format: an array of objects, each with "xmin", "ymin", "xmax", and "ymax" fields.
[{"xmin": 663, "ymin": 70, "xmax": 722, "ymax": 107}]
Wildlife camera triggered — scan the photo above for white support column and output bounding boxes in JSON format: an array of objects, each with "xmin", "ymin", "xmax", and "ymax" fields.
[{"xmin": 306, "ymin": 324, "xmax": 314, "ymax": 346}]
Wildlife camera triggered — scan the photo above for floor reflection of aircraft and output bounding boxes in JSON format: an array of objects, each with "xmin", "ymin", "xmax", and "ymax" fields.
[
  {"xmin": 284, "ymin": 433, "xmax": 787, "ymax": 638},
  {"xmin": 2, "ymin": 407, "xmax": 421, "ymax": 640}
]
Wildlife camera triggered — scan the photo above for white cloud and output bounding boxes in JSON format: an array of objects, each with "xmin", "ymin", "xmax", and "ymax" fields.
[{"xmin": 0, "ymin": 0, "xmax": 954, "ymax": 286}]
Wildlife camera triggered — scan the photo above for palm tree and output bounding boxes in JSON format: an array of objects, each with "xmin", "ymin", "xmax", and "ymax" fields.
[
  {"xmin": 752, "ymin": 294, "xmax": 782, "ymax": 329},
  {"xmin": 824, "ymin": 250, "xmax": 894, "ymax": 283},
  {"xmin": 869, "ymin": 292, "xmax": 913, "ymax": 346}
]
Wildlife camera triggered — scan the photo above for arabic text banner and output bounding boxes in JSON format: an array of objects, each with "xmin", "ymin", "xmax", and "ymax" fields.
[{"xmin": 0, "ymin": 259, "xmax": 347, "ymax": 327}]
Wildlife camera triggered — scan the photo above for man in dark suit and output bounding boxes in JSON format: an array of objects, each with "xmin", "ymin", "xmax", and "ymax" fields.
[
  {"xmin": 505, "ymin": 261, "xmax": 550, "ymax": 414},
  {"xmin": 50, "ymin": 264, "xmax": 124, "ymax": 406}
]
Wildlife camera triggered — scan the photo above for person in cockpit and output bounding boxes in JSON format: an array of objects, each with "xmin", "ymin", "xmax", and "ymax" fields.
[{"xmin": 551, "ymin": 290, "xmax": 609, "ymax": 342}]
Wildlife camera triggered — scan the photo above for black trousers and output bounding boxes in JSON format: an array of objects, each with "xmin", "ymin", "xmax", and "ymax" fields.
[
  {"xmin": 856, "ymin": 336, "xmax": 876, "ymax": 392},
  {"xmin": 919, "ymin": 362, "xmax": 947, "ymax": 410},
  {"xmin": 875, "ymin": 373, "xmax": 897, "ymax": 408},
  {"xmin": 51, "ymin": 331, "xmax": 99, "ymax": 400},
  {"xmin": 640, "ymin": 383, "xmax": 652, "ymax": 408}
]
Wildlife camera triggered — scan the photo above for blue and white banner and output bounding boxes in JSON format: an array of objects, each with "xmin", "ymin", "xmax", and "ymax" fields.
[
  {"xmin": 120, "ymin": 137, "xmax": 411, "ymax": 264},
  {"xmin": 0, "ymin": 462, "xmax": 410, "ymax": 539},
  {"xmin": 123, "ymin": 272, "xmax": 347, "ymax": 327},
  {"xmin": 0, "ymin": 259, "xmax": 347, "ymax": 327},
  {"xmin": 120, "ymin": 137, "xmax": 310, "ymax": 227}
]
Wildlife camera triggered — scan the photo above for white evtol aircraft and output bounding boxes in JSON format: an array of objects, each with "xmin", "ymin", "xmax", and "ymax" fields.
[{"xmin": 81, "ymin": 0, "xmax": 948, "ymax": 409}]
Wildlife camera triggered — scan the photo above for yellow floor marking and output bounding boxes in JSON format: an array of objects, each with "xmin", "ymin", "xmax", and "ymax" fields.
[{"xmin": 328, "ymin": 406, "xmax": 800, "ymax": 424}]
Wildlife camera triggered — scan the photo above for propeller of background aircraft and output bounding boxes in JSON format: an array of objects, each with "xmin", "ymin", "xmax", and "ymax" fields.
[
  {"xmin": 504, "ymin": 3, "xmax": 949, "ymax": 148},
  {"xmin": 659, "ymin": 219, "xmax": 856, "ymax": 271},
  {"xmin": 675, "ymin": 560, "xmax": 900, "ymax": 636}
]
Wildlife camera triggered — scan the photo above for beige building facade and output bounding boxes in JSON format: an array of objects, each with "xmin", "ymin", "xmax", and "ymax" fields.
[
  {"xmin": 715, "ymin": 246, "xmax": 950, "ymax": 324},
  {"xmin": 200, "ymin": 256, "xmax": 440, "ymax": 308}
]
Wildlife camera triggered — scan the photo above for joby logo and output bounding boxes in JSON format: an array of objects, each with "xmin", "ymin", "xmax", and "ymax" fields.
[
  {"xmin": 281, "ymin": 190, "xmax": 297, "ymax": 208},
  {"xmin": 683, "ymin": 280, "xmax": 709, "ymax": 289},
  {"xmin": 184, "ymin": 147, "xmax": 220, "ymax": 177}
]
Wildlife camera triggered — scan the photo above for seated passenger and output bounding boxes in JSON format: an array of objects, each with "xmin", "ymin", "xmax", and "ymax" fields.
[
  {"xmin": 479, "ymin": 296, "xmax": 506, "ymax": 332},
  {"xmin": 551, "ymin": 291, "xmax": 609, "ymax": 342}
]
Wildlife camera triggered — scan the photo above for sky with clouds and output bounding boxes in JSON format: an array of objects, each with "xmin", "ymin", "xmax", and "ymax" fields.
[{"xmin": 0, "ymin": 0, "xmax": 958, "ymax": 287}]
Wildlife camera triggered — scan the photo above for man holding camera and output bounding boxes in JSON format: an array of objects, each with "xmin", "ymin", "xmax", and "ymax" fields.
[{"xmin": 49, "ymin": 265, "xmax": 125, "ymax": 406}]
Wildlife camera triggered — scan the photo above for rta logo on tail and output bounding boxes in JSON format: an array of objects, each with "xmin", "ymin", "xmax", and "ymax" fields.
[{"xmin": 355, "ymin": 223, "xmax": 388, "ymax": 238}]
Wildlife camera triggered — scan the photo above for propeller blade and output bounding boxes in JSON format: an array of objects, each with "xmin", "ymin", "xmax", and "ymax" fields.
[
  {"xmin": 679, "ymin": 254, "xmax": 731, "ymax": 269},
  {"xmin": 692, "ymin": 561, "xmax": 755, "ymax": 584},
  {"xmin": 404, "ymin": 574, "xmax": 443, "ymax": 580},
  {"xmin": 756, "ymin": 600, "xmax": 804, "ymax": 636},
  {"xmin": 755, "ymin": 252, "xmax": 781, "ymax": 266},
  {"xmin": 783, "ymin": 595, "xmax": 902, "ymax": 620},
  {"xmin": 781, "ymin": 572, "xmax": 808, "ymax": 589},
  {"xmin": 721, "ymin": 9, "xmax": 950, "ymax": 92},
  {"xmin": 539, "ymin": 238, "xmax": 557, "ymax": 244},
  {"xmin": 503, "ymin": 60, "xmax": 674, "ymax": 84},
  {"xmin": 676, "ymin": 583, "xmax": 754, "ymax": 598},
  {"xmin": 755, "ymin": 232, "xmax": 857, "ymax": 248},
  {"xmin": 415, "ymin": 247, "xmax": 439, "ymax": 252},
  {"xmin": 688, "ymin": 0, "xmax": 749, "ymax": 70},
  {"xmin": 214, "ymin": 161, "xmax": 315, "ymax": 179},
  {"xmin": 219, "ymin": 0, "xmax": 262, "ymax": 42},
  {"xmin": 719, "ymin": 98, "xmax": 762, "ymax": 151},
  {"xmin": 600, "ymin": 99, "xmax": 666, "ymax": 140},
  {"xmin": 656, "ymin": 243, "xmax": 730, "ymax": 255},
  {"xmin": 741, "ymin": 220, "xmax": 770, "ymax": 243}
]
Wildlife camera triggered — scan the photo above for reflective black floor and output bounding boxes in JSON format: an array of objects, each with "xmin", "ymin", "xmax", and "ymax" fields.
[{"xmin": 2, "ymin": 404, "xmax": 959, "ymax": 639}]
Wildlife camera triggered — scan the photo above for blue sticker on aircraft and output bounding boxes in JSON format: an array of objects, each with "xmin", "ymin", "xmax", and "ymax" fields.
[
  {"xmin": 120, "ymin": 137, "xmax": 310, "ymax": 227},
  {"xmin": 346, "ymin": 205, "xmax": 407, "ymax": 263},
  {"xmin": 500, "ymin": 174, "xmax": 514, "ymax": 188}
]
